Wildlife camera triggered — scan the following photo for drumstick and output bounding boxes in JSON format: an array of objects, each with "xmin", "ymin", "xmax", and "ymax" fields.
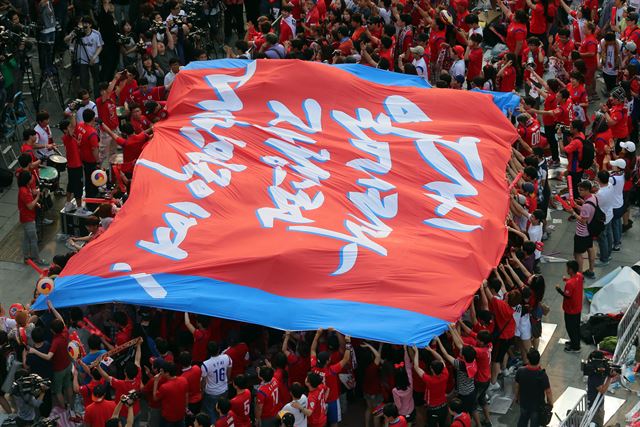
[{"xmin": 508, "ymin": 172, "xmax": 523, "ymax": 192}]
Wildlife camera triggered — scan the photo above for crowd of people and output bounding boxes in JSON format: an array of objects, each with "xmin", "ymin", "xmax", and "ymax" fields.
[{"xmin": 2, "ymin": 0, "xmax": 640, "ymax": 424}]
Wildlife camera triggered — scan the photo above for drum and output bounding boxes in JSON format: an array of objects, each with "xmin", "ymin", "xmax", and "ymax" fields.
[
  {"xmin": 109, "ymin": 153, "xmax": 123, "ymax": 165},
  {"xmin": 116, "ymin": 106, "xmax": 128, "ymax": 119},
  {"xmin": 48, "ymin": 154, "xmax": 67, "ymax": 172},
  {"xmin": 39, "ymin": 166, "xmax": 59, "ymax": 187}
]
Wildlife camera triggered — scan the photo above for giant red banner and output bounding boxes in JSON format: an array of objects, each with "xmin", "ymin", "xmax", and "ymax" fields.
[{"xmin": 37, "ymin": 60, "xmax": 517, "ymax": 345}]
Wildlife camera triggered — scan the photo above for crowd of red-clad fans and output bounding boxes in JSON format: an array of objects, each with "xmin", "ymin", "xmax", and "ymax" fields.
[{"xmin": 5, "ymin": 0, "xmax": 640, "ymax": 423}]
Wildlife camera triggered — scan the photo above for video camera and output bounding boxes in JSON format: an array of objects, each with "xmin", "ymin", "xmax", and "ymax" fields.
[
  {"xmin": 12, "ymin": 374, "xmax": 51, "ymax": 397},
  {"xmin": 66, "ymin": 98, "xmax": 84, "ymax": 111},
  {"xmin": 121, "ymin": 390, "xmax": 142, "ymax": 405},
  {"xmin": 115, "ymin": 33, "xmax": 133, "ymax": 46},
  {"xmin": 150, "ymin": 22, "xmax": 166, "ymax": 35},
  {"xmin": 33, "ymin": 416, "xmax": 59, "ymax": 427},
  {"xmin": 581, "ymin": 354, "xmax": 621, "ymax": 377}
]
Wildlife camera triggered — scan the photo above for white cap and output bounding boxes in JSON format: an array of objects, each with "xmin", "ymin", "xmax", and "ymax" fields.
[
  {"xmin": 610, "ymin": 158, "xmax": 626, "ymax": 169},
  {"xmin": 620, "ymin": 140, "xmax": 636, "ymax": 152},
  {"xmin": 626, "ymin": 41, "xmax": 637, "ymax": 53}
]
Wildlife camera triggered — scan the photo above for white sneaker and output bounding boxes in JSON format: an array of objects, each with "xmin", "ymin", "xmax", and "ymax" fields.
[
  {"xmin": 63, "ymin": 202, "xmax": 76, "ymax": 212},
  {"xmin": 42, "ymin": 218, "xmax": 54, "ymax": 225},
  {"xmin": 503, "ymin": 367, "xmax": 517, "ymax": 377},
  {"xmin": 487, "ymin": 382, "xmax": 501, "ymax": 393},
  {"xmin": 76, "ymin": 207, "xmax": 92, "ymax": 216}
]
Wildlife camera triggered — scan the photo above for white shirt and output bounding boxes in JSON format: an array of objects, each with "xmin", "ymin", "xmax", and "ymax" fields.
[
  {"xmin": 449, "ymin": 59, "xmax": 466, "ymax": 80},
  {"xmin": 77, "ymin": 30, "xmax": 104, "ymax": 64},
  {"xmin": 65, "ymin": 101, "xmax": 98, "ymax": 123},
  {"xmin": 596, "ymin": 184, "xmax": 616, "ymax": 223},
  {"xmin": 34, "ymin": 124, "xmax": 54, "ymax": 158},
  {"xmin": 468, "ymin": 26, "xmax": 483, "ymax": 38},
  {"xmin": 599, "ymin": 39, "xmax": 621, "ymax": 75},
  {"xmin": 281, "ymin": 395, "xmax": 308, "ymax": 427},
  {"xmin": 609, "ymin": 173, "xmax": 625, "ymax": 209},
  {"xmin": 412, "ymin": 57, "xmax": 428, "ymax": 81},
  {"xmin": 527, "ymin": 221, "xmax": 543, "ymax": 259},
  {"xmin": 201, "ymin": 354, "xmax": 232, "ymax": 395}
]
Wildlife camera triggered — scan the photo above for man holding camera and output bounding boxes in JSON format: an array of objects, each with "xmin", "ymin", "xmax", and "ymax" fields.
[{"xmin": 65, "ymin": 17, "xmax": 104, "ymax": 97}]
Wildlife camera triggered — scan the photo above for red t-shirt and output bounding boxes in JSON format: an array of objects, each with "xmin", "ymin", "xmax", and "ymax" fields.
[
  {"xmin": 189, "ymin": 329, "xmax": 209, "ymax": 363},
  {"xmin": 506, "ymin": 21, "xmax": 527, "ymax": 53},
  {"xmin": 215, "ymin": 411, "xmax": 236, "ymax": 427},
  {"xmin": 76, "ymin": 123, "xmax": 99, "ymax": 164},
  {"xmin": 499, "ymin": 66, "xmax": 516, "ymax": 92},
  {"xmin": 429, "ymin": 29, "xmax": 446, "ymax": 64},
  {"xmin": 622, "ymin": 25, "xmax": 640, "ymax": 46},
  {"xmin": 115, "ymin": 318, "xmax": 133, "ymax": 346},
  {"xmin": 467, "ymin": 47, "xmax": 483, "ymax": 81},
  {"xmin": 63, "ymin": 130, "xmax": 82, "ymax": 169},
  {"xmin": 529, "ymin": 2, "xmax": 546, "ymax": 34},
  {"xmin": 50, "ymin": 328, "xmax": 71, "ymax": 371},
  {"xmin": 565, "ymin": 134, "xmax": 584, "ymax": 173},
  {"xmin": 474, "ymin": 345, "xmax": 492, "ymax": 382},
  {"xmin": 181, "ymin": 365, "xmax": 202, "ymax": 404},
  {"xmin": 20, "ymin": 143, "xmax": 36, "ymax": 163},
  {"xmin": 451, "ymin": 412, "xmax": 472, "ymax": 427},
  {"xmin": 562, "ymin": 273, "xmax": 584, "ymax": 314},
  {"xmin": 79, "ymin": 378, "xmax": 106, "ymax": 407},
  {"xmin": 96, "ymin": 93, "xmax": 119, "ymax": 130},
  {"xmin": 18, "ymin": 187, "xmax": 36, "ymax": 223},
  {"xmin": 594, "ymin": 129, "xmax": 613, "ymax": 169},
  {"xmin": 362, "ymin": 363, "xmax": 382, "ymax": 395},
  {"xmin": 608, "ymin": 104, "xmax": 628, "ymax": 138},
  {"xmin": 111, "ymin": 371, "xmax": 142, "ymax": 416},
  {"xmin": 311, "ymin": 357, "xmax": 343, "ymax": 402},
  {"xmin": 115, "ymin": 133, "xmax": 149, "ymax": 174},
  {"xmin": 307, "ymin": 384, "xmax": 328, "ymax": 427},
  {"xmin": 421, "ymin": 368, "xmax": 449, "ymax": 407},
  {"xmin": 225, "ymin": 343, "xmax": 250, "ymax": 378},
  {"xmin": 84, "ymin": 399, "xmax": 117, "ymax": 427},
  {"xmin": 256, "ymin": 378, "xmax": 280, "ymax": 419},
  {"xmin": 554, "ymin": 36, "xmax": 575, "ymax": 72},
  {"xmin": 230, "ymin": 389, "xmax": 252, "ymax": 427},
  {"xmin": 273, "ymin": 368, "xmax": 288, "ymax": 411},
  {"xmin": 287, "ymin": 353, "xmax": 311, "ymax": 387},
  {"xmin": 142, "ymin": 376, "xmax": 167, "ymax": 409},
  {"xmin": 131, "ymin": 115, "xmax": 152, "ymax": 134},
  {"xmin": 156, "ymin": 376, "xmax": 189, "ymax": 422},
  {"xmin": 132, "ymin": 86, "xmax": 166, "ymax": 106},
  {"xmin": 580, "ymin": 34, "xmax": 598, "ymax": 69},
  {"xmin": 118, "ymin": 80, "xmax": 138, "ymax": 106},
  {"xmin": 489, "ymin": 297, "xmax": 516, "ymax": 339}
]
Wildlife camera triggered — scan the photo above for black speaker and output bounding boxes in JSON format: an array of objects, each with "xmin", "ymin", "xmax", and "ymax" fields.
[{"xmin": 0, "ymin": 168, "xmax": 13, "ymax": 189}]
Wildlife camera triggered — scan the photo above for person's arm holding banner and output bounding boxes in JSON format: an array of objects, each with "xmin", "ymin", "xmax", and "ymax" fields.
[{"xmin": 434, "ymin": 337, "xmax": 455, "ymax": 365}]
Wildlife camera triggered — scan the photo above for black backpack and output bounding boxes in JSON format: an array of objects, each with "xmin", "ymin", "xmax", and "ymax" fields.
[
  {"xmin": 585, "ymin": 197, "xmax": 606, "ymax": 237},
  {"xmin": 578, "ymin": 136, "xmax": 595, "ymax": 170}
]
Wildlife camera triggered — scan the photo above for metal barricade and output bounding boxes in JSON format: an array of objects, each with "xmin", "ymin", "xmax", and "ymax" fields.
[
  {"xmin": 560, "ymin": 286, "xmax": 640, "ymax": 427},
  {"xmin": 558, "ymin": 392, "xmax": 589, "ymax": 427}
]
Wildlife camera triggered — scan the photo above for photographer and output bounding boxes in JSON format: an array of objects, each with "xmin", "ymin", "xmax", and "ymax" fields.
[
  {"xmin": 11, "ymin": 369, "xmax": 47, "ymax": 427},
  {"xmin": 584, "ymin": 351, "xmax": 616, "ymax": 427},
  {"xmin": 117, "ymin": 21, "xmax": 138, "ymax": 67},
  {"xmin": 137, "ymin": 54, "xmax": 164, "ymax": 88},
  {"xmin": 64, "ymin": 89, "xmax": 98, "ymax": 123},
  {"xmin": 151, "ymin": 22, "xmax": 178, "ymax": 73},
  {"xmin": 106, "ymin": 397, "xmax": 135, "ymax": 427},
  {"xmin": 65, "ymin": 16, "xmax": 104, "ymax": 97},
  {"xmin": 37, "ymin": 0, "xmax": 56, "ymax": 74}
]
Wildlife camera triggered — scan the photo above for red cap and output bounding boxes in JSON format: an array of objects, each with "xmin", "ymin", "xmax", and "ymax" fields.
[{"xmin": 453, "ymin": 45, "xmax": 465, "ymax": 57}]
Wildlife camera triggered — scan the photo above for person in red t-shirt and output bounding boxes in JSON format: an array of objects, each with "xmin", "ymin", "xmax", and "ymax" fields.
[
  {"xmin": 383, "ymin": 403, "xmax": 408, "ymax": 427},
  {"xmin": 230, "ymin": 375, "xmax": 252, "ymax": 427},
  {"xmin": 255, "ymin": 366, "xmax": 280, "ymax": 427},
  {"xmin": 412, "ymin": 345, "xmax": 449, "ymax": 426},
  {"xmin": 96, "ymin": 78, "xmax": 120, "ymax": 169},
  {"xmin": 27, "ymin": 301, "xmax": 72, "ymax": 408},
  {"xmin": 131, "ymin": 77, "xmax": 167, "ymax": 107},
  {"xmin": 215, "ymin": 398, "xmax": 236, "ymax": 427},
  {"xmin": 76, "ymin": 109, "xmax": 100, "ymax": 202},
  {"xmin": 579, "ymin": 22, "xmax": 598, "ymax": 93},
  {"xmin": 184, "ymin": 313, "xmax": 211, "ymax": 364},
  {"xmin": 142, "ymin": 359, "xmax": 168, "ymax": 423},
  {"xmin": 101, "ymin": 123, "xmax": 151, "ymax": 179},
  {"xmin": 499, "ymin": 4, "xmax": 528, "ymax": 57},
  {"xmin": 129, "ymin": 103, "xmax": 153, "ymax": 134},
  {"xmin": 96, "ymin": 341, "xmax": 142, "ymax": 419},
  {"xmin": 17, "ymin": 171, "xmax": 45, "ymax": 264},
  {"xmin": 465, "ymin": 33, "xmax": 484, "ymax": 82},
  {"xmin": 448, "ymin": 398, "xmax": 472, "ymax": 427},
  {"xmin": 272, "ymin": 353, "xmax": 289, "ymax": 413},
  {"xmin": 282, "ymin": 332, "xmax": 311, "ymax": 387},
  {"xmin": 84, "ymin": 384, "xmax": 117, "ymax": 427},
  {"xmin": 145, "ymin": 101, "xmax": 169, "ymax": 123},
  {"xmin": 154, "ymin": 362, "xmax": 189, "ymax": 425},
  {"xmin": 556, "ymin": 260, "xmax": 584, "ymax": 352},
  {"xmin": 116, "ymin": 65, "xmax": 139, "ymax": 106},
  {"xmin": 59, "ymin": 116, "xmax": 84, "ymax": 212},
  {"xmin": 310, "ymin": 329, "xmax": 352, "ymax": 427},
  {"xmin": 497, "ymin": 54, "xmax": 517, "ymax": 93},
  {"xmin": 304, "ymin": 372, "xmax": 328, "ymax": 427},
  {"xmin": 177, "ymin": 351, "xmax": 203, "ymax": 420},
  {"xmin": 225, "ymin": 338, "xmax": 250, "ymax": 379},
  {"xmin": 602, "ymin": 88, "xmax": 629, "ymax": 140}
]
